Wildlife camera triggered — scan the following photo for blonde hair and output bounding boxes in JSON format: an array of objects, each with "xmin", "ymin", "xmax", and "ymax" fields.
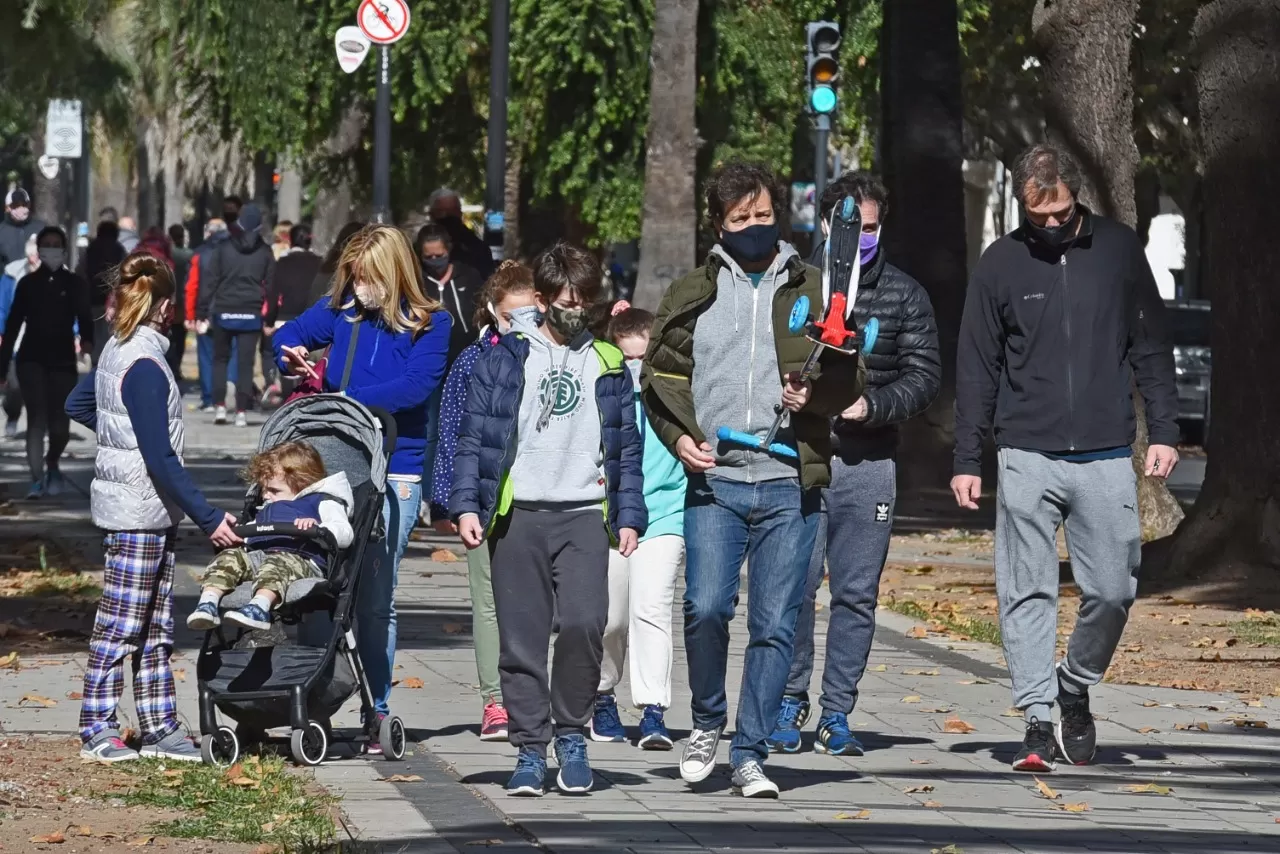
[
  {"xmin": 243, "ymin": 441, "xmax": 326, "ymax": 494},
  {"xmin": 328, "ymin": 225, "xmax": 441, "ymax": 334},
  {"xmin": 111, "ymin": 252, "xmax": 175, "ymax": 340}
]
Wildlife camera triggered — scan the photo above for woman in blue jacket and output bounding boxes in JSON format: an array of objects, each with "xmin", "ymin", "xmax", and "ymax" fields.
[{"xmin": 273, "ymin": 225, "xmax": 450, "ymax": 745}]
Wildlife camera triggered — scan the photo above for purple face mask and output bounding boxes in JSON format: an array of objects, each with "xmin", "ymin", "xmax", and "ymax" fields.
[{"xmin": 859, "ymin": 230, "xmax": 880, "ymax": 264}]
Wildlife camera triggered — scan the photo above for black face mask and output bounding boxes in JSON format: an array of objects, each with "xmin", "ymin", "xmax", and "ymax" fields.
[
  {"xmin": 719, "ymin": 222, "xmax": 780, "ymax": 264},
  {"xmin": 422, "ymin": 256, "xmax": 450, "ymax": 278},
  {"xmin": 223, "ymin": 210, "xmax": 239, "ymax": 225},
  {"xmin": 1025, "ymin": 206, "xmax": 1079, "ymax": 248}
]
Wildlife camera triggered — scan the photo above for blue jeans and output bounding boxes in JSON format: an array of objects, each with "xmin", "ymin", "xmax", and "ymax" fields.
[
  {"xmin": 197, "ymin": 332, "xmax": 237, "ymax": 408},
  {"xmin": 786, "ymin": 453, "xmax": 897, "ymax": 715},
  {"xmin": 684, "ymin": 474, "xmax": 820, "ymax": 767},
  {"xmin": 358, "ymin": 479, "xmax": 421, "ymax": 717}
]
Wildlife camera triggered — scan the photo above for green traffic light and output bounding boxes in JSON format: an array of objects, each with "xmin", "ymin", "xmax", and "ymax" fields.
[{"xmin": 810, "ymin": 84, "xmax": 837, "ymax": 114}]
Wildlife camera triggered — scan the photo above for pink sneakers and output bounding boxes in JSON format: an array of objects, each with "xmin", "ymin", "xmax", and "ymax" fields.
[{"xmin": 480, "ymin": 701, "xmax": 509, "ymax": 742}]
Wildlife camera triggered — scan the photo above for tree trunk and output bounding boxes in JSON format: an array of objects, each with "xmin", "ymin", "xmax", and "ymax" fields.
[
  {"xmin": 135, "ymin": 117, "xmax": 158, "ymax": 231},
  {"xmin": 312, "ymin": 105, "xmax": 364, "ymax": 255},
  {"xmin": 503, "ymin": 131, "xmax": 522, "ymax": 261},
  {"xmin": 1164, "ymin": 0, "xmax": 1280, "ymax": 578},
  {"xmin": 633, "ymin": 0, "xmax": 699, "ymax": 311},
  {"xmin": 276, "ymin": 161, "xmax": 303, "ymax": 224},
  {"xmin": 161, "ymin": 103, "xmax": 184, "ymax": 229},
  {"xmin": 881, "ymin": 0, "xmax": 969, "ymax": 487},
  {"xmin": 1033, "ymin": 0, "xmax": 1184, "ymax": 540}
]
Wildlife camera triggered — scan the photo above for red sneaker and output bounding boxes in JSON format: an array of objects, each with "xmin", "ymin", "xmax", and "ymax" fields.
[{"xmin": 480, "ymin": 701, "xmax": 509, "ymax": 742}]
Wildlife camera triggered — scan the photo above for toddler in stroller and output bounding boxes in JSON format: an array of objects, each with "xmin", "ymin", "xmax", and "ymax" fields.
[
  {"xmin": 195, "ymin": 394, "xmax": 406, "ymax": 767},
  {"xmin": 187, "ymin": 441, "xmax": 354, "ymax": 632}
]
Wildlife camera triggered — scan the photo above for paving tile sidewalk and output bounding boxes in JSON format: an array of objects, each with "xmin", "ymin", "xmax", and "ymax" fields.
[{"xmin": 2, "ymin": 400, "xmax": 1279, "ymax": 853}]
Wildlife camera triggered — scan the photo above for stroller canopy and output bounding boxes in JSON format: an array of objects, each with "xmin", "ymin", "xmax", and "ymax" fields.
[{"xmin": 256, "ymin": 395, "xmax": 388, "ymax": 495}]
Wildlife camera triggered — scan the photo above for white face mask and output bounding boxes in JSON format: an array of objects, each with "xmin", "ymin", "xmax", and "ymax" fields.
[
  {"xmin": 626, "ymin": 358, "xmax": 642, "ymax": 392},
  {"xmin": 354, "ymin": 282, "xmax": 382, "ymax": 310}
]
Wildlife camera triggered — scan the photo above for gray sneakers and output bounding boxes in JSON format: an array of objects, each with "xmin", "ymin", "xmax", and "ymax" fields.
[
  {"xmin": 139, "ymin": 728, "xmax": 203, "ymax": 762},
  {"xmin": 731, "ymin": 760, "xmax": 780, "ymax": 798},
  {"xmin": 80, "ymin": 730, "xmax": 140, "ymax": 763},
  {"xmin": 679, "ymin": 726, "xmax": 723, "ymax": 783}
]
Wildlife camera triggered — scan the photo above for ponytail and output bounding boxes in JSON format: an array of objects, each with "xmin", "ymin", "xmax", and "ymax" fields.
[{"xmin": 111, "ymin": 251, "xmax": 175, "ymax": 340}]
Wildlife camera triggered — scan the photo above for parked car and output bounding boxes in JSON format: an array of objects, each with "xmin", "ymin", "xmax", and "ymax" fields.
[{"xmin": 1165, "ymin": 299, "xmax": 1210, "ymax": 443}]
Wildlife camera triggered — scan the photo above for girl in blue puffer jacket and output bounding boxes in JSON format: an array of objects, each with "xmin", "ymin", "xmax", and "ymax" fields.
[{"xmin": 450, "ymin": 242, "xmax": 645, "ymax": 798}]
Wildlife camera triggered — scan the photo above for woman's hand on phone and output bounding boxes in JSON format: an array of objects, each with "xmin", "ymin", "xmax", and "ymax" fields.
[{"xmin": 281, "ymin": 345, "xmax": 319, "ymax": 380}]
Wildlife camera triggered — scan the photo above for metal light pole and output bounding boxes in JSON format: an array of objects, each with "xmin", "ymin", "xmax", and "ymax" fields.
[
  {"xmin": 484, "ymin": 0, "xmax": 510, "ymax": 258},
  {"xmin": 814, "ymin": 113, "xmax": 830, "ymax": 204},
  {"xmin": 373, "ymin": 45, "xmax": 392, "ymax": 223}
]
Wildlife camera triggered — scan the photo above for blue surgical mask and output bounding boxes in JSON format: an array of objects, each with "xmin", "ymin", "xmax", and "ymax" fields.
[{"xmin": 509, "ymin": 305, "xmax": 543, "ymax": 330}]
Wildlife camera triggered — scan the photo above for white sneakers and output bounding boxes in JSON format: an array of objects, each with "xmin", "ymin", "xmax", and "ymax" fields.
[{"xmin": 679, "ymin": 726, "xmax": 722, "ymax": 783}]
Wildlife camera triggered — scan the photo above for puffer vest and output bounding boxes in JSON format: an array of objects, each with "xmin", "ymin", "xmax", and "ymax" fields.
[{"xmin": 91, "ymin": 326, "xmax": 185, "ymax": 531}]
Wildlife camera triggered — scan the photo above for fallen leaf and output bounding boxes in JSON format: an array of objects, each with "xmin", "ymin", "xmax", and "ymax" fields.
[
  {"xmin": 252, "ymin": 846, "xmax": 279, "ymax": 854},
  {"xmin": 126, "ymin": 838, "xmax": 155, "ymax": 848},
  {"xmin": 1057, "ymin": 802, "xmax": 1091, "ymax": 813},
  {"xmin": 958, "ymin": 678, "xmax": 991, "ymax": 685},
  {"xmin": 904, "ymin": 565, "xmax": 934, "ymax": 575},
  {"xmin": 1000, "ymin": 708, "xmax": 1022, "ymax": 717},
  {"xmin": 901, "ymin": 695, "xmax": 922, "ymax": 704},
  {"xmin": 910, "ymin": 758, "xmax": 934, "ymax": 765},
  {"xmin": 942, "ymin": 718, "xmax": 976, "ymax": 734},
  {"xmin": 1245, "ymin": 699, "xmax": 1264, "ymax": 708},
  {"xmin": 904, "ymin": 785, "xmax": 935, "ymax": 794},
  {"xmin": 29, "ymin": 832, "xmax": 65, "ymax": 844},
  {"xmin": 224, "ymin": 762, "xmax": 244, "ymax": 779},
  {"xmin": 1142, "ymin": 701, "xmax": 1160, "ymax": 708},
  {"xmin": 380, "ymin": 774, "xmax": 424, "ymax": 782},
  {"xmin": 904, "ymin": 668, "xmax": 940, "ymax": 677},
  {"xmin": 260, "ymin": 823, "xmax": 275, "ymax": 834},
  {"xmin": 1231, "ymin": 719, "xmax": 1268, "ymax": 729},
  {"xmin": 1120, "ymin": 783, "xmax": 1174, "ymax": 795},
  {"xmin": 399, "ymin": 676, "xmax": 425, "ymax": 689},
  {"xmin": 834, "ymin": 809, "xmax": 871, "ymax": 820},
  {"xmin": 0, "ymin": 651, "xmax": 17, "ymax": 669},
  {"xmin": 869, "ymin": 664, "xmax": 888, "ymax": 672},
  {"xmin": 430, "ymin": 549, "xmax": 458, "ymax": 563},
  {"xmin": 1138, "ymin": 727, "xmax": 1159, "ymax": 734},
  {"xmin": 162, "ymin": 770, "xmax": 184, "ymax": 778},
  {"xmin": 442, "ymin": 623, "xmax": 464, "ymax": 635},
  {"xmin": 19, "ymin": 694, "xmax": 56, "ymax": 707},
  {"xmin": 172, "ymin": 668, "xmax": 186, "ymax": 682},
  {"xmin": 65, "ymin": 691, "xmax": 82, "ymax": 700},
  {"xmin": 229, "ymin": 777, "xmax": 260, "ymax": 789},
  {"xmin": 1034, "ymin": 777, "xmax": 1060, "ymax": 800},
  {"xmin": 1190, "ymin": 637, "xmax": 1213, "ymax": 648},
  {"xmin": 1214, "ymin": 638, "xmax": 1239, "ymax": 648},
  {"xmin": 907, "ymin": 626, "xmax": 929, "ymax": 639},
  {"xmin": 71, "ymin": 827, "xmax": 93, "ymax": 837},
  {"xmin": 920, "ymin": 707, "xmax": 954, "ymax": 714},
  {"xmin": 1174, "ymin": 722, "xmax": 1210, "ymax": 732}
]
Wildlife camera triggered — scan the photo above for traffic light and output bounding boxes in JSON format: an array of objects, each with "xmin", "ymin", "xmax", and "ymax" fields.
[{"xmin": 806, "ymin": 21, "xmax": 840, "ymax": 115}]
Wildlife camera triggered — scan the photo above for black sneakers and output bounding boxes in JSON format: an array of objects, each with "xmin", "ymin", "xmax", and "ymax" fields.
[
  {"xmin": 1056, "ymin": 684, "xmax": 1097, "ymax": 766},
  {"xmin": 1011, "ymin": 718, "xmax": 1057, "ymax": 772}
]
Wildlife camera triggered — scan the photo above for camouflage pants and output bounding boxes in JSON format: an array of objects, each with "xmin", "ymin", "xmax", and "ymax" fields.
[{"xmin": 200, "ymin": 549, "xmax": 319, "ymax": 602}]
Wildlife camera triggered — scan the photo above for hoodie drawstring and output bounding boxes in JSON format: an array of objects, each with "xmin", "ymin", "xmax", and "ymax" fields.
[{"xmin": 536, "ymin": 344, "xmax": 576, "ymax": 432}]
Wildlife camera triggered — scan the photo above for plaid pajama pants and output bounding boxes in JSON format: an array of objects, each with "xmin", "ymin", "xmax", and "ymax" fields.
[{"xmin": 79, "ymin": 529, "xmax": 180, "ymax": 745}]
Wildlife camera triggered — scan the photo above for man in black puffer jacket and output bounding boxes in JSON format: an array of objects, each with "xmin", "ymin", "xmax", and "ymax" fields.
[{"xmin": 768, "ymin": 171, "xmax": 941, "ymax": 757}]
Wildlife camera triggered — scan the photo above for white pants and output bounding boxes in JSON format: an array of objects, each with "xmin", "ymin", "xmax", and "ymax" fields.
[{"xmin": 597, "ymin": 534, "xmax": 685, "ymax": 709}]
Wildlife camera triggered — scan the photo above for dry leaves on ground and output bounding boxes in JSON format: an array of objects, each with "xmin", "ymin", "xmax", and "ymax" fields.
[
  {"xmin": 904, "ymin": 785, "xmax": 935, "ymax": 794},
  {"xmin": 904, "ymin": 668, "xmax": 940, "ymax": 676},
  {"xmin": 19, "ymin": 693, "xmax": 56, "ymax": 707},
  {"xmin": 380, "ymin": 774, "xmax": 424, "ymax": 782},
  {"xmin": 942, "ymin": 718, "xmax": 976, "ymax": 734},
  {"xmin": 869, "ymin": 664, "xmax": 888, "ymax": 672},
  {"xmin": 431, "ymin": 549, "xmax": 459, "ymax": 563},
  {"xmin": 1121, "ymin": 783, "xmax": 1174, "ymax": 795},
  {"xmin": 0, "ymin": 650, "xmax": 17, "ymax": 669},
  {"xmin": 1138, "ymin": 726, "xmax": 1160, "ymax": 734},
  {"xmin": 910, "ymin": 758, "xmax": 934, "ymax": 765},
  {"xmin": 906, "ymin": 626, "xmax": 929, "ymax": 639},
  {"xmin": 835, "ymin": 810, "xmax": 872, "ymax": 820},
  {"xmin": 1230, "ymin": 718, "xmax": 1268, "ymax": 728},
  {"xmin": 398, "ymin": 676, "xmax": 425, "ymax": 689},
  {"xmin": 442, "ymin": 623, "xmax": 464, "ymax": 635},
  {"xmin": 1174, "ymin": 722, "xmax": 1210, "ymax": 732},
  {"xmin": 931, "ymin": 846, "xmax": 964, "ymax": 854},
  {"xmin": 1034, "ymin": 778, "xmax": 1060, "ymax": 800},
  {"xmin": 1056, "ymin": 802, "xmax": 1091, "ymax": 813},
  {"xmin": 958, "ymin": 678, "xmax": 991, "ymax": 685},
  {"xmin": 922, "ymin": 800, "xmax": 943, "ymax": 808},
  {"xmin": 1000, "ymin": 708, "xmax": 1022, "ymax": 717},
  {"xmin": 901, "ymin": 695, "xmax": 922, "ymax": 704},
  {"xmin": 30, "ymin": 831, "xmax": 66, "ymax": 844}
]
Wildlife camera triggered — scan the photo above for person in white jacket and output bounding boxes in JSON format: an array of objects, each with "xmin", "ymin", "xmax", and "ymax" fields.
[{"xmin": 187, "ymin": 441, "xmax": 354, "ymax": 632}]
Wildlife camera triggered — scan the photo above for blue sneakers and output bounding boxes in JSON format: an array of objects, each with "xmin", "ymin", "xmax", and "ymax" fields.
[
  {"xmin": 637, "ymin": 705, "xmax": 673, "ymax": 751},
  {"xmin": 553, "ymin": 734, "xmax": 593, "ymax": 793},
  {"xmin": 186, "ymin": 602, "xmax": 221, "ymax": 630},
  {"xmin": 589, "ymin": 693, "xmax": 626, "ymax": 742},
  {"xmin": 765, "ymin": 695, "xmax": 811, "ymax": 754},
  {"xmin": 507, "ymin": 749, "xmax": 547, "ymax": 797},
  {"xmin": 224, "ymin": 603, "xmax": 272, "ymax": 631},
  {"xmin": 815, "ymin": 712, "xmax": 864, "ymax": 756}
]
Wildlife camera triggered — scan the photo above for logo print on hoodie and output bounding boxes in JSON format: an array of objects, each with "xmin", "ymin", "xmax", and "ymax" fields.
[{"xmin": 538, "ymin": 367, "xmax": 583, "ymax": 419}]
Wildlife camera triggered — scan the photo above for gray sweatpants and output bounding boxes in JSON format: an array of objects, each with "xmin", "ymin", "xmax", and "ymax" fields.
[
  {"xmin": 489, "ymin": 507, "xmax": 609, "ymax": 757},
  {"xmin": 995, "ymin": 448, "xmax": 1140, "ymax": 723}
]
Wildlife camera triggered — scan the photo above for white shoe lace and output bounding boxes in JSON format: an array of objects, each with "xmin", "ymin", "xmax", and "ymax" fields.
[
  {"xmin": 685, "ymin": 728, "xmax": 719, "ymax": 762},
  {"xmin": 736, "ymin": 761, "xmax": 767, "ymax": 784}
]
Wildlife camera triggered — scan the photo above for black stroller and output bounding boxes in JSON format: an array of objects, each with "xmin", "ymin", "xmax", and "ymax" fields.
[{"xmin": 195, "ymin": 394, "xmax": 405, "ymax": 767}]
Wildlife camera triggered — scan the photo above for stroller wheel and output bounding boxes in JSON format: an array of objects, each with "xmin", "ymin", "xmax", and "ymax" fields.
[
  {"xmin": 379, "ymin": 715, "xmax": 407, "ymax": 761},
  {"xmin": 290, "ymin": 721, "xmax": 328, "ymax": 766},
  {"xmin": 200, "ymin": 726, "xmax": 239, "ymax": 767}
]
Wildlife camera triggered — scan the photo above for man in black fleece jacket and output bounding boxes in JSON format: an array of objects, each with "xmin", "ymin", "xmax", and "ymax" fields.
[
  {"xmin": 951, "ymin": 144, "xmax": 1178, "ymax": 773},
  {"xmin": 771, "ymin": 171, "xmax": 941, "ymax": 757}
]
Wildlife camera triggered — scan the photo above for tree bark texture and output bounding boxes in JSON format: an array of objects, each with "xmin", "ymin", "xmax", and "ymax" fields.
[
  {"xmin": 1033, "ymin": 0, "xmax": 1184, "ymax": 540},
  {"xmin": 312, "ymin": 105, "xmax": 364, "ymax": 255},
  {"xmin": 881, "ymin": 0, "xmax": 969, "ymax": 486},
  {"xmin": 633, "ymin": 0, "xmax": 699, "ymax": 311},
  {"xmin": 503, "ymin": 131, "xmax": 523, "ymax": 261},
  {"xmin": 1166, "ymin": 0, "xmax": 1280, "ymax": 577},
  {"xmin": 161, "ymin": 104, "xmax": 184, "ymax": 230},
  {"xmin": 276, "ymin": 162, "xmax": 303, "ymax": 225}
]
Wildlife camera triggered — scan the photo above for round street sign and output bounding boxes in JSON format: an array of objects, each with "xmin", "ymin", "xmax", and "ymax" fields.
[
  {"xmin": 357, "ymin": 0, "xmax": 411, "ymax": 45},
  {"xmin": 334, "ymin": 26, "xmax": 372, "ymax": 74}
]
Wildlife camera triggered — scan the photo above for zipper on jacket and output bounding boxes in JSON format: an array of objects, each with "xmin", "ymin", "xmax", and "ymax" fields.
[
  {"xmin": 487, "ymin": 348, "xmax": 524, "ymax": 532},
  {"xmin": 449, "ymin": 281, "xmax": 469, "ymax": 335},
  {"xmin": 746, "ymin": 277, "xmax": 761, "ymax": 482},
  {"xmin": 1060, "ymin": 252, "xmax": 1075, "ymax": 451}
]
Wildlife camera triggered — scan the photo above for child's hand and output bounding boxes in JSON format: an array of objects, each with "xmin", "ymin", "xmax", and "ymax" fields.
[
  {"xmin": 618, "ymin": 527, "xmax": 639, "ymax": 558},
  {"xmin": 458, "ymin": 514, "xmax": 484, "ymax": 549},
  {"xmin": 210, "ymin": 512, "xmax": 243, "ymax": 548},
  {"xmin": 294, "ymin": 518, "xmax": 318, "ymax": 530}
]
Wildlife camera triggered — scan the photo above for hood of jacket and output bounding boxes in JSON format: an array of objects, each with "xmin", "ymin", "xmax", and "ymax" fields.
[
  {"xmin": 294, "ymin": 470, "xmax": 354, "ymax": 511},
  {"xmin": 230, "ymin": 228, "xmax": 266, "ymax": 255}
]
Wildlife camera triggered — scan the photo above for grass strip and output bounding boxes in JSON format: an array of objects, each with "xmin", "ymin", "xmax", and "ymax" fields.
[{"xmin": 888, "ymin": 598, "xmax": 1004, "ymax": 646}]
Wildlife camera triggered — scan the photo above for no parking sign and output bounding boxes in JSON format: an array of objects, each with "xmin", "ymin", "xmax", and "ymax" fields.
[{"xmin": 357, "ymin": 0, "xmax": 411, "ymax": 45}]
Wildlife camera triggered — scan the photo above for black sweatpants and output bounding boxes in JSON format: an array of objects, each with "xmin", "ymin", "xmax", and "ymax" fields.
[
  {"xmin": 212, "ymin": 325, "xmax": 260, "ymax": 412},
  {"xmin": 489, "ymin": 507, "xmax": 609, "ymax": 757},
  {"xmin": 3, "ymin": 362, "xmax": 22, "ymax": 425},
  {"xmin": 15, "ymin": 362, "xmax": 77, "ymax": 483}
]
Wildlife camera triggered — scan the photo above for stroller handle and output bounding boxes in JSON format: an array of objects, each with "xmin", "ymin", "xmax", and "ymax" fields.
[
  {"xmin": 233, "ymin": 522, "xmax": 335, "ymax": 547},
  {"xmin": 366, "ymin": 405, "xmax": 398, "ymax": 455}
]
